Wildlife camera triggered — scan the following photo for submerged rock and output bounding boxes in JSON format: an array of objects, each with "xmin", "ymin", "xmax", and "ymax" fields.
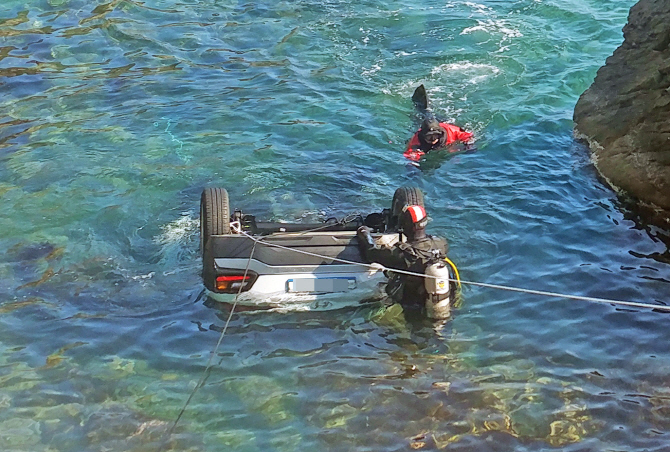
[
  {"xmin": 83, "ymin": 404, "xmax": 173, "ymax": 451},
  {"xmin": 574, "ymin": 0, "xmax": 670, "ymax": 220},
  {"xmin": 0, "ymin": 418, "xmax": 41, "ymax": 449}
]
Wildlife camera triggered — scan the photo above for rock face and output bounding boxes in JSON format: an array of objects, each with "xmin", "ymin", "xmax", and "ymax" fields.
[{"xmin": 573, "ymin": 0, "xmax": 670, "ymax": 213}]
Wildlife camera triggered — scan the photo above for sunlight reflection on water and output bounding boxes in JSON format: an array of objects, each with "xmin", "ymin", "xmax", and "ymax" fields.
[{"xmin": 2, "ymin": 0, "xmax": 669, "ymax": 451}]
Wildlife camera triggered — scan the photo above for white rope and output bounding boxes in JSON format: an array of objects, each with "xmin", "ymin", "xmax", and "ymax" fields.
[
  {"xmin": 231, "ymin": 225, "xmax": 670, "ymax": 313},
  {"xmin": 161, "ymin": 233, "xmax": 258, "ymax": 450},
  {"xmin": 458, "ymin": 279, "xmax": 670, "ymax": 312}
]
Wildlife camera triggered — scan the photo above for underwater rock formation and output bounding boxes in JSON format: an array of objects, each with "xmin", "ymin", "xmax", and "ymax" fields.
[{"xmin": 574, "ymin": 0, "xmax": 670, "ymax": 216}]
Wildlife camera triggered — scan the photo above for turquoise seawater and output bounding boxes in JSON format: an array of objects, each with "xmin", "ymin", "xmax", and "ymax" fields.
[{"xmin": 2, "ymin": 0, "xmax": 670, "ymax": 450}]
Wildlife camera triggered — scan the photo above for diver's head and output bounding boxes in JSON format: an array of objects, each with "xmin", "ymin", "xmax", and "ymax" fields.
[
  {"xmin": 419, "ymin": 118, "xmax": 443, "ymax": 147},
  {"xmin": 400, "ymin": 204, "xmax": 428, "ymax": 241}
]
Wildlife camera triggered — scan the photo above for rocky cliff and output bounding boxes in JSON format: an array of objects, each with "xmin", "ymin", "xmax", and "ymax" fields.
[{"xmin": 573, "ymin": 0, "xmax": 670, "ymax": 217}]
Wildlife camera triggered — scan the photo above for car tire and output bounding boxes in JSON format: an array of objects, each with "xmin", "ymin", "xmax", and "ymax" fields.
[
  {"xmin": 389, "ymin": 187, "xmax": 424, "ymax": 231},
  {"xmin": 200, "ymin": 187, "xmax": 231, "ymax": 253}
]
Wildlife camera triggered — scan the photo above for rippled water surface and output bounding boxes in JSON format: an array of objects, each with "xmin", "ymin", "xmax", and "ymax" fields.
[{"xmin": 3, "ymin": 0, "xmax": 670, "ymax": 451}]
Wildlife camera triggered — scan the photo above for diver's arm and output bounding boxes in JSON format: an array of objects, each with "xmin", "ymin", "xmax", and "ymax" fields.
[
  {"xmin": 405, "ymin": 133, "xmax": 420, "ymax": 152},
  {"xmin": 403, "ymin": 134, "xmax": 425, "ymax": 161},
  {"xmin": 357, "ymin": 227, "xmax": 407, "ymax": 269}
]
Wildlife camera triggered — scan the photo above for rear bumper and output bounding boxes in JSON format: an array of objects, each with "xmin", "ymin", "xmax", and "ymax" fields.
[
  {"xmin": 205, "ymin": 268, "xmax": 387, "ymax": 310},
  {"xmin": 202, "ymin": 231, "xmax": 392, "ymax": 307}
]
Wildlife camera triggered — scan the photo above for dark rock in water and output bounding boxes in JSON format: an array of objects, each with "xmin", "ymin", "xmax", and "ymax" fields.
[{"xmin": 574, "ymin": 0, "xmax": 670, "ymax": 221}]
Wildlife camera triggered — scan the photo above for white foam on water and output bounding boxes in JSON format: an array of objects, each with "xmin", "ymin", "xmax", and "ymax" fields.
[
  {"xmin": 361, "ymin": 63, "xmax": 383, "ymax": 76},
  {"xmin": 461, "ymin": 18, "xmax": 523, "ymax": 41},
  {"xmin": 153, "ymin": 213, "xmax": 200, "ymax": 268},
  {"xmin": 464, "ymin": 2, "xmax": 494, "ymax": 15},
  {"xmin": 131, "ymin": 272, "xmax": 155, "ymax": 281},
  {"xmin": 155, "ymin": 214, "xmax": 199, "ymax": 247},
  {"xmin": 431, "ymin": 61, "xmax": 501, "ymax": 85}
]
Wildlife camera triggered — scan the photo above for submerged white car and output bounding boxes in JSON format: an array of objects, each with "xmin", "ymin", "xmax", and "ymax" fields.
[{"xmin": 199, "ymin": 186, "xmax": 455, "ymax": 314}]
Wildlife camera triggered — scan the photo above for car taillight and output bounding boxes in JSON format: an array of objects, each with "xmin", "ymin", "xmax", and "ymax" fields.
[{"xmin": 215, "ymin": 274, "xmax": 252, "ymax": 292}]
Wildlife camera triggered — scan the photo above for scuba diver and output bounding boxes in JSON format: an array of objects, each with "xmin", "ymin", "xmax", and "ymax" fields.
[
  {"xmin": 404, "ymin": 117, "xmax": 474, "ymax": 162},
  {"xmin": 404, "ymin": 84, "xmax": 474, "ymax": 162},
  {"xmin": 357, "ymin": 204, "xmax": 454, "ymax": 319}
]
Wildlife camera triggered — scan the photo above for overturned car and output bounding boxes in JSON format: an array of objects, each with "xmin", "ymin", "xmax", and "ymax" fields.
[{"xmin": 199, "ymin": 187, "xmax": 457, "ymax": 315}]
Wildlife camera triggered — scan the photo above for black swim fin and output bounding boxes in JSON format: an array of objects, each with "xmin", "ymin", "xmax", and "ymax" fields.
[{"xmin": 412, "ymin": 84, "xmax": 429, "ymax": 111}]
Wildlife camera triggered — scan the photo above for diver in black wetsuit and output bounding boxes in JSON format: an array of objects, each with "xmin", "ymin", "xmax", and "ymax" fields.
[{"xmin": 357, "ymin": 205, "xmax": 448, "ymax": 311}]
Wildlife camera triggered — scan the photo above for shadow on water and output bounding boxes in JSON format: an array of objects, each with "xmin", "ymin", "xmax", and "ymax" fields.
[
  {"xmin": 617, "ymin": 199, "xmax": 670, "ymax": 265},
  {"xmin": 572, "ymin": 141, "xmax": 670, "ymax": 265}
]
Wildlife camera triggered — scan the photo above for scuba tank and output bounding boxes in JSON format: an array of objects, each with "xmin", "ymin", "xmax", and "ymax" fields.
[{"xmin": 424, "ymin": 260, "xmax": 452, "ymax": 319}]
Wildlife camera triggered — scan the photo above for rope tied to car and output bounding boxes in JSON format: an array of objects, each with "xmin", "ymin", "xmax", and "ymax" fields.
[{"xmin": 230, "ymin": 225, "xmax": 670, "ymax": 313}]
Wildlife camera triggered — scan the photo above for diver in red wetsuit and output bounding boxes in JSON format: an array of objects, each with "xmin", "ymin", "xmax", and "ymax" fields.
[{"xmin": 404, "ymin": 117, "xmax": 474, "ymax": 162}]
